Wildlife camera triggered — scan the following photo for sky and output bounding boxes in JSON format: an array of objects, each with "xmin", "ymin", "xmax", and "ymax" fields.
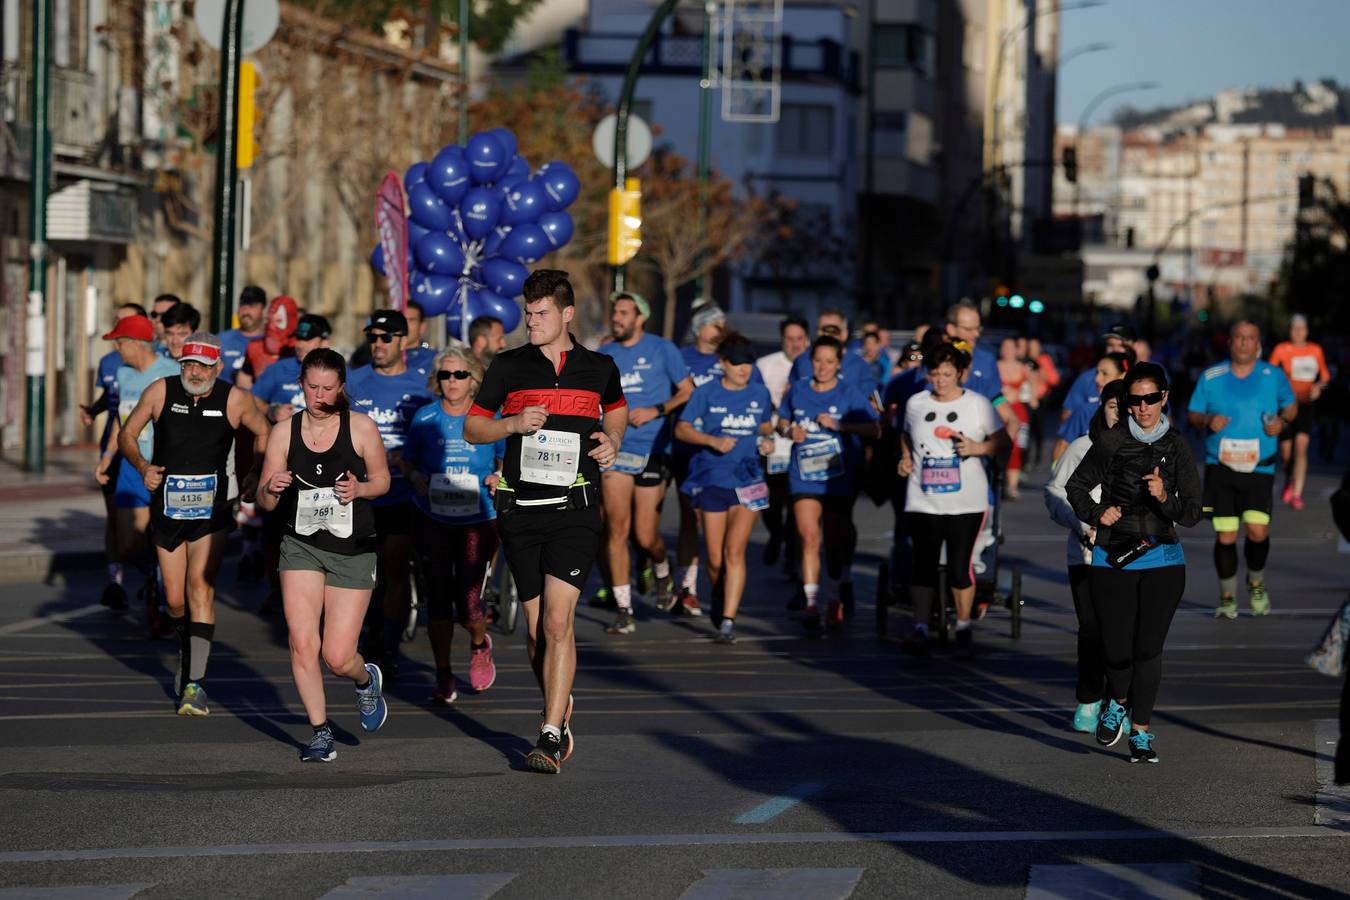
[{"xmin": 1056, "ymin": 0, "xmax": 1350, "ymax": 126}]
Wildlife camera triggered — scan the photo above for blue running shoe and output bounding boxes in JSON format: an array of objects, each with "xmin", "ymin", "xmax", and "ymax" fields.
[
  {"xmin": 1128, "ymin": 730, "xmax": 1158, "ymax": 763},
  {"xmin": 300, "ymin": 725, "xmax": 336, "ymax": 763},
  {"xmin": 1072, "ymin": 701, "xmax": 1101, "ymax": 733},
  {"xmin": 356, "ymin": 662, "xmax": 387, "ymax": 732},
  {"xmin": 177, "ymin": 683, "xmax": 210, "ymax": 716},
  {"xmin": 1095, "ymin": 699, "xmax": 1128, "ymax": 746}
]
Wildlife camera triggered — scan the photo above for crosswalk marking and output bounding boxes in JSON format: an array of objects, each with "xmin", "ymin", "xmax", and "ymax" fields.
[
  {"xmin": 1026, "ymin": 864, "xmax": 1200, "ymax": 899},
  {"xmin": 320, "ymin": 874, "xmax": 516, "ymax": 899},
  {"xmin": 734, "ymin": 782, "xmax": 827, "ymax": 824},
  {"xmin": 680, "ymin": 868, "xmax": 864, "ymax": 900},
  {"xmin": 0, "ymin": 886, "xmax": 153, "ymax": 899}
]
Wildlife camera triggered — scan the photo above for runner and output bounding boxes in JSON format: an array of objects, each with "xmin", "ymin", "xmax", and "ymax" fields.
[
  {"xmin": 403, "ymin": 299, "xmax": 437, "ymax": 376},
  {"xmin": 1054, "ymin": 351, "xmax": 1132, "ymax": 452},
  {"xmin": 159, "ymin": 302, "xmax": 201, "ymax": 361},
  {"xmin": 218, "ymin": 286, "xmax": 267, "ymax": 384},
  {"xmin": 149, "ymin": 294, "xmax": 181, "ymax": 353},
  {"xmin": 1269, "ymin": 314, "xmax": 1331, "ymax": 510},
  {"xmin": 997, "ymin": 336, "xmax": 1034, "ymax": 499},
  {"xmin": 788, "ymin": 309, "xmax": 880, "ymax": 394},
  {"xmin": 1026, "ymin": 337, "xmax": 1060, "ymax": 469},
  {"xmin": 898, "ymin": 343, "xmax": 1007, "ymax": 657},
  {"xmin": 468, "ymin": 315, "xmax": 507, "ymax": 364},
  {"xmin": 597, "ymin": 291, "xmax": 691, "ymax": 634},
  {"xmin": 84, "ymin": 302, "xmax": 145, "ymax": 609},
  {"xmin": 256, "ymin": 349, "xmax": 391, "ymax": 761},
  {"xmin": 347, "ymin": 309, "xmax": 435, "ymax": 677},
  {"xmin": 1054, "ymin": 325, "xmax": 1138, "ymax": 463},
  {"xmin": 404, "ymin": 349, "xmax": 504, "ymax": 702},
  {"xmin": 240, "ymin": 294, "xmax": 299, "ymax": 389},
  {"xmin": 755, "ymin": 314, "xmax": 810, "ymax": 572},
  {"xmin": 777, "ymin": 335, "xmax": 879, "ymax": 632},
  {"xmin": 675, "ymin": 333, "xmax": 775, "ymax": 644},
  {"xmin": 1187, "ymin": 321, "xmax": 1297, "ymax": 619},
  {"xmin": 100, "ymin": 314, "xmax": 181, "ymax": 635},
  {"xmin": 860, "ymin": 328, "xmax": 892, "ymax": 391},
  {"xmin": 118, "ymin": 333, "xmax": 271, "ymax": 715},
  {"xmin": 1067, "ymin": 362, "xmax": 1203, "ymax": 763},
  {"xmin": 943, "ymin": 301, "xmax": 1000, "ymax": 401},
  {"xmin": 464, "ymin": 268, "xmax": 626, "ymax": 774}
]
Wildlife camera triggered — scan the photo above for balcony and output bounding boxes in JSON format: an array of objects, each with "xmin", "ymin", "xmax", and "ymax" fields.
[
  {"xmin": 1, "ymin": 64, "xmax": 102, "ymax": 160},
  {"xmin": 563, "ymin": 30, "xmax": 861, "ymax": 92}
]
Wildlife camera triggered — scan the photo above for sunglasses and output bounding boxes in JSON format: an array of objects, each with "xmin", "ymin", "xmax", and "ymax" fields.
[
  {"xmin": 1125, "ymin": 391, "xmax": 1165, "ymax": 407},
  {"xmin": 437, "ymin": 370, "xmax": 473, "ymax": 381},
  {"xmin": 906, "ymin": 353, "xmax": 923, "ymax": 362},
  {"xmin": 366, "ymin": 332, "xmax": 404, "ymax": 344}
]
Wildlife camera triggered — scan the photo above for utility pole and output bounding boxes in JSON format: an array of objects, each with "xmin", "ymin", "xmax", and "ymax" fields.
[
  {"xmin": 208, "ymin": 0, "xmax": 245, "ymax": 334},
  {"xmin": 694, "ymin": 0, "xmax": 714, "ymax": 301},
  {"xmin": 458, "ymin": 0, "xmax": 469, "ymax": 144},
  {"xmin": 24, "ymin": 0, "xmax": 51, "ymax": 472}
]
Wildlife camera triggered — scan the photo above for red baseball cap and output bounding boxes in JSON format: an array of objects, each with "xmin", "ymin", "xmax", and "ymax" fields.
[
  {"xmin": 103, "ymin": 315, "xmax": 154, "ymax": 342},
  {"xmin": 180, "ymin": 341, "xmax": 222, "ymax": 366}
]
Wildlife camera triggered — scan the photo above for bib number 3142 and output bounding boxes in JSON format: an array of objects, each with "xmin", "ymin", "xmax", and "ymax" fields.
[{"xmin": 520, "ymin": 429, "xmax": 581, "ymax": 486}]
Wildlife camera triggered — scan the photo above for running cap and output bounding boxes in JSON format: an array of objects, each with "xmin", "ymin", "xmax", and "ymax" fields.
[
  {"xmin": 180, "ymin": 332, "xmax": 223, "ymax": 366},
  {"xmin": 294, "ymin": 314, "xmax": 332, "ymax": 342},
  {"xmin": 1102, "ymin": 323, "xmax": 1137, "ymax": 343},
  {"xmin": 365, "ymin": 309, "xmax": 408, "ymax": 334},
  {"xmin": 103, "ymin": 315, "xmax": 154, "ymax": 343},
  {"xmin": 610, "ymin": 291, "xmax": 651, "ymax": 320}
]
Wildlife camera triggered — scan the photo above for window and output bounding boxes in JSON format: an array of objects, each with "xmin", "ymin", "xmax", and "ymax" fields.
[
  {"xmin": 872, "ymin": 111, "xmax": 907, "ymax": 159},
  {"xmin": 874, "ymin": 24, "xmax": 927, "ymax": 72},
  {"xmin": 775, "ymin": 104, "xmax": 833, "ymax": 157}
]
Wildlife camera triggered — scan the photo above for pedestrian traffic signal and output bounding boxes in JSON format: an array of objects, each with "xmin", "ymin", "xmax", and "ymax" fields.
[
  {"xmin": 1063, "ymin": 145, "xmax": 1078, "ymax": 184},
  {"xmin": 996, "ymin": 295, "xmax": 1009, "ymax": 307},
  {"xmin": 237, "ymin": 61, "xmax": 257, "ymax": 169},
  {"xmin": 608, "ymin": 177, "xmax": 642, "ymax": 266},
  {"xmin": 1029, "ymin": 299, "xmax": 1044, "ymax": 314},
  {"xmin": 1009, "ymin": 294, "xmax": 1025, "ymax": 309}
]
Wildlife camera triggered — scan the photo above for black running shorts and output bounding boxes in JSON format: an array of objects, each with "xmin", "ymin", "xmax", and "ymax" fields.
[
  {"xmin": 1278, "ymin": 402, "xmax": 1314, "ymax": 440},
  {"xmin": 150, "ymin": 504, "xmax": 235, "ymax": 552},
  {"xmin": 1202, "ymin": 464, "xmax": 1274, "ymax": 524},
  {"xmin": 496, "ymin": 505, "xmax": 603, "ymax": 602}
]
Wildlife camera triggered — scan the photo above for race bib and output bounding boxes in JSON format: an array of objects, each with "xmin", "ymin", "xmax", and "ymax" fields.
[
  {"xmin": 118, "ymin": 399, "xmax": 136, "ymax": 423},
  {"xmin": 1218, "ymin": 437, "xmax": 1261, "ymax": 473},
  {"xmin": 768, "ymin": 435, "xmax": 792, "ymax": 475},
  {"xmin": 611, "ymin": 450, "xmax": 649, "ymax": 476},
  {"xmin": 796, "ymin": 437, "xmax": 844, "ymax": 482},
  {"xmin": 164, "ymin": 473, "xmax": 216, "ymax": 520},
  {"xmin": 1291, "ymin": 356, "xmax": 1319, "ymax": 383},
  {"xmin": 429, "ymin": 472, "xmax": 481, "ymax": 519},
  {"xmin": 920, "ymin": 456, "xmax": 962, "ymax": 494},
  {"xmin": 520, "ymin": 429, "xmax": 581, "ymax": 487},
  {"xmin": 735, "ymin": 481, "xmax": 770, "ymax": 511},
  {"xmin": 295, "ymin": 486, "xmax": 353, "ymax": 538}
]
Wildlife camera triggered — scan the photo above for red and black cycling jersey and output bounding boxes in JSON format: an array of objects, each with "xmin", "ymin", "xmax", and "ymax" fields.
[{"xmin": 471, "ymin": 334, "xmax": 626, "ymax": 504}]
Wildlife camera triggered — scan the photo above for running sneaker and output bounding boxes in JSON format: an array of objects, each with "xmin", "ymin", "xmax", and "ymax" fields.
[
  {"xmin": 955, "ymin": 627, "xmax": 974, "ymax": 658},
  {"xmin": 606, "ymin": 609, "xmax": 637, "ymax": 635},
  {"xmin": 1214, "ymin": 594, "xmax": 1239, "ymax": 619},
  {"xmin": 356, "ymin": 662, "xmax": 387, "ymax": 732},
  {"xmin": 902, "ymin": 626, "xmax": 930, "ymax": 659},
  {"xmin": 1290, "ymin": 495, "xmax": 1306, "ymax": 511},
  {"xmin": 561, "ymin": 694, "xmax": 575, "ymax": 763},
  {"xmin": 802, "ymin": 605, "xmax": 822, "ymax": 633},
  {"xmin": 1281, "ymin": 484, "xmax": 1296, "ymax": 506},
  {"xmin": 100, "ymin": 582, "xmax": 128, "ymax": 610},
  {"xmin": 587, "ymin": 586, "xmax": 616, "ymax": 609},
  {"xmin": 1248, "ymin": 580, "xmax": 1271, "ymax": 616},
  {"xmin": 839, "ymin": 581, "xmax": 855, "ymax": 618},
  {"xmin": 430, "ymin": 670, "xmax": 458, "ymax": 705},
  {"xmin": 786, "ymin": 585, "xmax": 806, "ymax": 613},
  {"xmin": 713, "ymin": 621, "xmax": 737, "ymax": 644},
  {"xmin": 526, "ymin": 730, "xmax": 564, "ymax": 774},
  {"xmin": 826, "ymin": 600, "xmax": 845, "ymax": 630},
  {"xmin": 653, "ymin": 575, "xmax": 677, "ymax": 611},
  {"xmin": 1095, "ymin": 698, "xmax": 1129, "ymax": 746},
  {"xmin": 637, "ymin": 565, "xmax": 656, "ymax": 596},
  {"xmin": 177, "ymin": 682, "xmax": 210, "ymax": 716},
  {"xmin": 1128, "ymin": 729, "xmax": 1158, "ymax": 763},
  {"xmin": 300, "ymin": 725, "xmax": 336, "ymax": 763},
  {"xmin": 468, "ymin": 635, "xmax": 497, "ymax": 692},
  {"xmin": 1072, "ymin": 701, "xmax": 1102, "ymax": 733},
  {"xmin": 678, "ymin": 588, "xmax": 703, "ymax": 617}
]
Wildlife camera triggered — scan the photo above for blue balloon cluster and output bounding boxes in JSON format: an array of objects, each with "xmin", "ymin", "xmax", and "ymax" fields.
[{"xmin": 370, "ymin": 128, "xmax": 580, "ymax": 334}]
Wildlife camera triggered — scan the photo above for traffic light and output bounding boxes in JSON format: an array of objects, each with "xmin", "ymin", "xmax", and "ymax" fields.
[
  {"xmin": 1028, "ymin": 299, "xmax": 1044, "ymax": 314},
  {"xmin": 608, "ymin": 177, "xmax": 642, "ymax": 266},
  {"xmin": 1009, "ymin": 294, "xmax": 1025, "ymax": 309},
  {"xmin": 1063, "ymin": 145, "xmax": 1078, "ymax": 184},
  {"xmin": 237, "ymin": 61, "xmax": 257, "ymax": 169}
]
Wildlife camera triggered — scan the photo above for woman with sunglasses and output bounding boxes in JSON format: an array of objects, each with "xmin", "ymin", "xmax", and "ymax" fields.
[
  {"xmin": 403, "ymin": 350, "xmax": 505, "ymax": 703},
  {"xmin": 1066, "ymin": 362, "xmax": 1202, "ymax": 763}
]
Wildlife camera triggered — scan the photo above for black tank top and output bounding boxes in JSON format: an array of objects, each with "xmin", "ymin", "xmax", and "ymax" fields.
[
  {"xmin": 282, "ymin": 408, "xmax": 376, "ymax": 555},
  {"xmin": 152, "ymin": 377, "xmax": 236, "ymax": 513}
]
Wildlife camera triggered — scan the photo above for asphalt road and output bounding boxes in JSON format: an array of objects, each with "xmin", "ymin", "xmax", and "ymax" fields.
[{"xmin": 1, "ymin": 462, "xmax": 1348, "ymax": 899}]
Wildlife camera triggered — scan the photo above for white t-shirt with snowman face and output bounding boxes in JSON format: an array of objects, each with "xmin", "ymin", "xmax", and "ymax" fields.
[{"xmin": 903, "ymin": 388, "xmax": 999, "ymax": 515}]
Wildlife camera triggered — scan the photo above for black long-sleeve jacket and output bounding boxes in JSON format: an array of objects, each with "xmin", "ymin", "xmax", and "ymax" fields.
[{"xmin": 1065, "ymin": 422, "xmax": 1203, "ymax": 546}]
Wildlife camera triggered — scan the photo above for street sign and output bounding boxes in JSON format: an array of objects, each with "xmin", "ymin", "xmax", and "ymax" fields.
[
  {"xmin": 195, "ymin": 0, "xmax": 279, "ymax": 54},
  {"xmin": 593, "ymin": 113, "xmax": 653, "ymax": 171}
]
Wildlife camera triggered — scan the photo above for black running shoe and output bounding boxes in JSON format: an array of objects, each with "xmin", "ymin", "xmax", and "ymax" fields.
[
  {"xmin": 802, "ymin": 606, "xmax": 822, "ymax": 633},
  {"xmin": 100, "ymin": 582, "xmax": 128, "ymax": 610},
  {"xmin": 955, "ymin": 628, "xmax": 974, "ymax": 658},
  {"xmin": 1128, "ymin": 730, "xmax": 1158, "ymax": 763},
  {"xmin": 902, "ymin": 626, "xmax": 930, "ymax": 659},
  {"xmin": 786, "ymin": 585, "xmax": 806, "ymax": 613},
  {"xmin": 526, "ymin": 730, "xmax": 564, "ymax": 774}
]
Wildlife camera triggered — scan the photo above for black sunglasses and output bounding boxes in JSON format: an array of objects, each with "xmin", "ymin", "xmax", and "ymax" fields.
[
  {"xmin": 366, "ymin": 332, "xmax": 404, "ymax": 344},
  {"xmin": 437, "ymin": 370, "xmax": 473, "ymax": 381},
  {"xmin": 1125, "ymin": 391, "xmax": 1165, "ymax": 407}
]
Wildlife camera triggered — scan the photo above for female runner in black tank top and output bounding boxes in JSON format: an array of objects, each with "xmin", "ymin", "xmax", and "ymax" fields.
[{"xmin": 257, "ymin": 349, "xmax": 391, "ymax": 761}]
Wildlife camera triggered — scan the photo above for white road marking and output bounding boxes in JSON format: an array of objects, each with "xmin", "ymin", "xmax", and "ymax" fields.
[
  {"xmin": 735, "ymin": 782, "xmax": 827, "ymax": 824},
  {"xmin": 0, "ymin": 604, "xmax": 106, "ymax": 637},
  {"xmin": 681, "ymin": 868, "xmax": 863, "ymax": 900},
  {"xmin": 320, "ymin": 874, "xmax": 516, "ymax": 899},
  {"xmin": 1026, "ymin": 863, "xmax": 1199, "ymax": 899},
  {"xmin": 1315, "ymin": 718, "xmax": 1350, "ymax": 827}
]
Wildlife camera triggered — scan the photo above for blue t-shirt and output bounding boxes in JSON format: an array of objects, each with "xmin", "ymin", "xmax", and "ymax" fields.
[
  {"xmin": 218, "ymin": 328, "xmax": 262, "ymax": 384},
  {"xmin": 1187, "ymin": 361, "xmax": 1296, "ymax": 475},
  {"xmin": 882, "ymin": 367, "xmax": 927, "ymax": 429},
  {"xmin": 964, "ymin": 346, "xmax": 1002, "ymax": 401},
  {"xmin": 789, "ymin": 349, "xmax": 878, "ymax": 396},
  {"xmin": 403, "ymin": 402, "xmax": 504, "ymax": 525},
  {"xmin": 346, "ymin": 365, "xmax": 435, "ymax": 505},
  {"xmin": 1090, "ymin": 541, "xmax": 1185, "ymax": 570},
  {"xmin": 406, "ymin": 344, "xmax": 437, "ymax": 377},
  {"xmin": 680, "ymin": 379, "xmax": 774, "ymax": 492},
  {"xmin": 96, "ymin": 350, "xmax": 121, "ymax": 449},
  {"xmin": 865, "ymin": 354, "xmax": 891, "ymax": 391},
  {"xmin": 600, "ymin": 333, "xmax": 689, "ymax": 459},
  {"xmin": 1058, "ymin": 402, "xmax": 1096, "ymax": 443},
  {"xmin": 251, "ymin": 357, "xmax": 304, "ymax": 413},
  {"xmin": 116, "ymin": 356, "xmax": 182, "ymax": 458},
  {"xmin": 777, "ymin": 379, "xmax": 878, "ymax": 497},
  {"xmin": 1063, "ymin": 367, "xmax": 1099, "ymax": 417}
]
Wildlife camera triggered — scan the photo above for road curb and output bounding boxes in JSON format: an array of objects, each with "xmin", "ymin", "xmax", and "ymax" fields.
[{"xmin": 0, "ymin": 535, "xmax": 244, "ymax": 585}]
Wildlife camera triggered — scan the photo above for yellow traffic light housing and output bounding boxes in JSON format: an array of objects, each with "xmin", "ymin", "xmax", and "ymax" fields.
[{"xmin": 608, "ymin": 177, "xmax": 642, "ymax": 266}]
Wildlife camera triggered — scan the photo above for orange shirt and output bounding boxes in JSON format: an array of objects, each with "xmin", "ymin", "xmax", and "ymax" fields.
[{"xmin": 1269, "ymin": 341, "xmax": 1330, "ymax": 404}]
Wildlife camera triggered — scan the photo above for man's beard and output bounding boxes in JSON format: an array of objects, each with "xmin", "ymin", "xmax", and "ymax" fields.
[
  {"xmin": 182, "ymin": 375, "xmax": 213, "ymax": 397},
  {"xmin": 612, "ymin": 324, "xmax": 634, "ymax": 342}
]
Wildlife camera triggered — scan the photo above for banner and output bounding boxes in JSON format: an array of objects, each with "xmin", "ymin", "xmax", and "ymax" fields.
[{"xmin": 375, "ymin": 172, "xmax": 409, "ymax": 310}]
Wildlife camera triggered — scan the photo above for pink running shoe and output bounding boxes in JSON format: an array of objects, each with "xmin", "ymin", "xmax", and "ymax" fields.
[
  {"xmin": 1290, "ymin": 494, "xmax": 1306, "ymax": 511},
  {"xmin": 1281, "ymin": 484, "xmax": 1295, "ymax": 506},
  {"xmin": 469, "ymin": 633, "xmax": 497, "ymax": 693}
]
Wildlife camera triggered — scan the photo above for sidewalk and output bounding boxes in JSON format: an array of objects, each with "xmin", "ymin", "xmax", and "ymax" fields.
[{"xmin": 0, "ymin": 446, "xmax": 110, "ymax": 583}]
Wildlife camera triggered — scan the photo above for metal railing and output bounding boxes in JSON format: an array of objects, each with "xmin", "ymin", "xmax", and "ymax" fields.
[{"xmin": 1, "ymin": 64, "xmax": 101, "ymax": 156}]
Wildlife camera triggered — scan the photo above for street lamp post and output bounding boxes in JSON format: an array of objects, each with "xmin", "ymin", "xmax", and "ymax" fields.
[{"xmin": 24, "ymin": 0, "xmax": 51, "ymax": 472}]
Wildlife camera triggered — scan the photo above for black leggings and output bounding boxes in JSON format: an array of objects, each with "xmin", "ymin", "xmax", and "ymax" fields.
[
  {"xmin": 907, "ymin": 511, "xmax": 984, "ymax": 628},
  {"xmin": 1069, "ymin": 565, "xmax": 1107, "ymax": 704},
  {"xmin": 1089, "ymin": 564, "xmax": 1185, "ymax": 726},
  {"xmin": 413, "ymin": 517, "xmax": 499, "ymax": 627}
]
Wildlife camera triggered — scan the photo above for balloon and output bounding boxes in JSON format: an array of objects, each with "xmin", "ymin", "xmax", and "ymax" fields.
[
  {"xmin": 502, "ymin": 181, "xmax": 547, "ymax": 226},
  {"xmin": 465, "ymin": 132, "xmax": 508, "ymax": 185},
  {"xmin": 481, "ymin": 258, "xmax": 528, "ymax": 297},
  {"xmin": 370, "ymin": 244, "xmax": 385, "ymax": 275},
  {"xmin": 460, "ymin": 186, "xmax": 501, "ymax": 240},
  {"xmin": 408, "ymin": 183, "xmax": 454, "ymax": 231},
  {"xmin": 498, "ymin": 154, "xmax": 531, "ymax": 188},
  {"xmin": 407, "ymin": 220, "xmax": 431, "ymax": 246},
  {"xmin": 536, "ymin": 163, "xmax": 580, "ymax": 211},
  {"xmin": 538, "ymin": 211, "xmax": 574, "ymax": 248},
  {"xmin": 483, "ymin": 226, "xmax": 509, "ymax": 257},
  {"xmin": 403, "ymin": 162, "xmax": 427, "ymax": 193},
  {"xmin": 427, "ymin": 145, "xmax": 470, "ymax": 205},
  {"xmin": 409, "ymin": 270, "xmax": 456, "ymax": 317},
  {"xmin": 470, "ymin": 286, "xmax": 522, "ymax": 333},
  {"xmin": 499, "ymin": 224, "xmax": 549, "ymax": 264},
  {"xmin": 413, "ymin": 231, "xmax": 466, "ymax": 276},
  {"xmin": 488, "ymin": 128, "xmax": 518, "ymax": 159}
]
